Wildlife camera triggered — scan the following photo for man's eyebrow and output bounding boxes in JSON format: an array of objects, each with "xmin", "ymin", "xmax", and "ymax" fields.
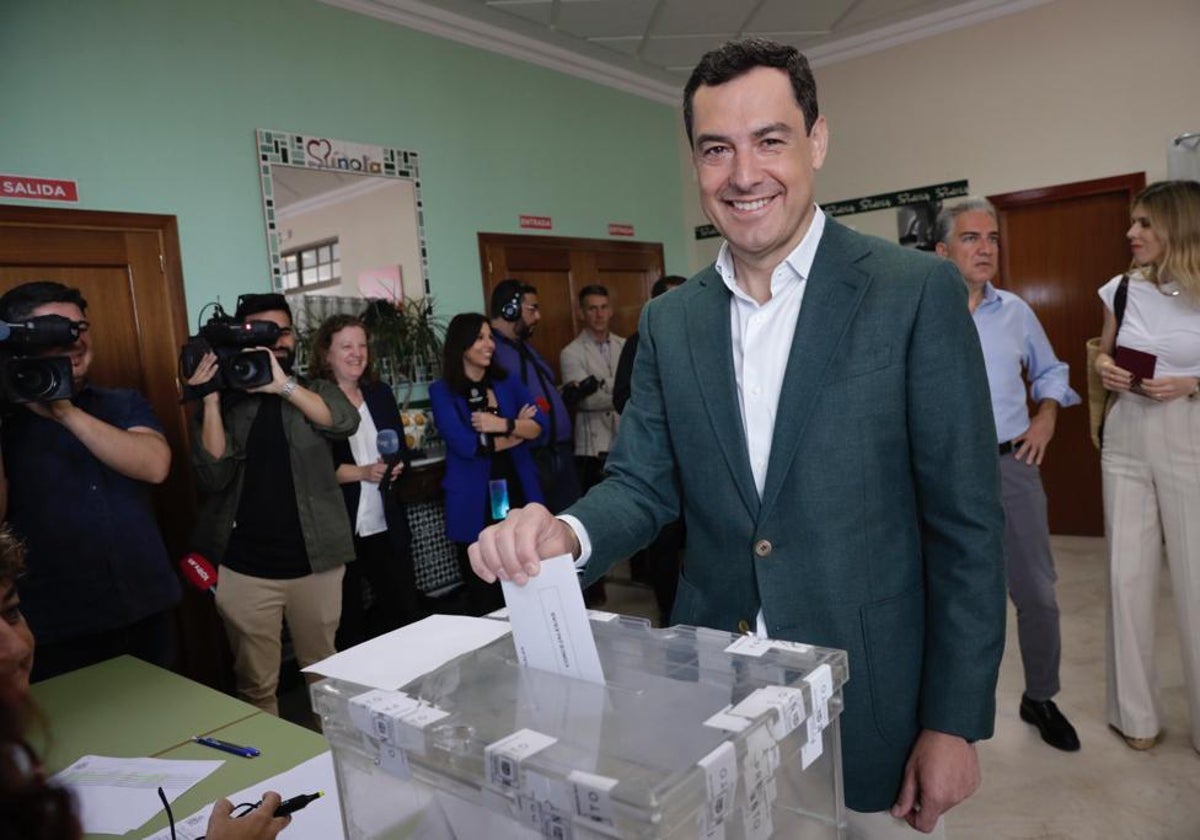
[
  {"xmin": 751, "ymin": 122, "xmax": 792, "ymax": 140},
  {"xmin": 694, "ymin": 132, "xmax": 731, "ymax": 147},
  {"xmin": 695, "ymin": 123, "xmax": 793, "ymax": 147}
]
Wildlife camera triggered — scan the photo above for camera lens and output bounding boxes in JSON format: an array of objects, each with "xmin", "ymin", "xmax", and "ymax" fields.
[
  {"xmin": 226, "ymin": 349, "xmax": 274, "ymax": 389},
  {"xmin": 5, "ymin": 357, "xmax": 72, "ymax": 402}
]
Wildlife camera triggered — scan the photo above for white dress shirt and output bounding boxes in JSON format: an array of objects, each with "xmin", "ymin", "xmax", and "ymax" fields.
[{"xmin": 565, "ymin": 207, "xmax": 828, "ymax": 636}]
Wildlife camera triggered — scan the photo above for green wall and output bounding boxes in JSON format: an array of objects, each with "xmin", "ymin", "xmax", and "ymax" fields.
[{"xmin": 0, "ymin": 0, "xmax": 688, "ymax": 326}]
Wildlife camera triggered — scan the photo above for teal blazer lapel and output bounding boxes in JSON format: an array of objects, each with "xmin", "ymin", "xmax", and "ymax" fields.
[
  {"xmin": 760, "ymin": 221, "xmax": 873, "ymax": 515},
  {"xmin": 686, "ymin": 269, "xmax": 760, "ymax": 519}
]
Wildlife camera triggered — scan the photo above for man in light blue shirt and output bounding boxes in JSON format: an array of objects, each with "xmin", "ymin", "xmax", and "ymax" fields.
[{"xmin": 936, "ymin": 198, "xmax": 1082, "ymax": 752}]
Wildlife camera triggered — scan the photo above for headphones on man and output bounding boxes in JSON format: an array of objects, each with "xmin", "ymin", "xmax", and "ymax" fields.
[{"xmin": 494, "ymin": 280, "xmax": 525, "ymax": 323}]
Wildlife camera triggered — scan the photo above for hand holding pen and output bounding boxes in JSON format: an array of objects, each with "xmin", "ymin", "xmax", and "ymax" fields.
[{"xmin": 204, "ymin": 791, "xmax": 290, "ymax": 840}]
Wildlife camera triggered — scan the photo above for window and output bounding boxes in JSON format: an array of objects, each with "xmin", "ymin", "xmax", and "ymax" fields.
[{"xmin": 281, "ymin": 238, "xmax": 341, "ymax": 292}]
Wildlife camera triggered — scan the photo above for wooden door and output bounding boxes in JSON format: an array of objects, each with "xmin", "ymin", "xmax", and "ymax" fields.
[
  {"xmin": 989, "ymin": 173, "xmax": 1145, "ymax": 536},
  {"xmin": 0, "ymin": 205, "xmax": 227, "ymax": 686},
  {"xmin": 478, "ymin": 234, "xmax": 665, "ymax": 380}
]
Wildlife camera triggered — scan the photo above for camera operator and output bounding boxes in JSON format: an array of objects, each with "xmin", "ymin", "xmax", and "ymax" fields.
[
  {"xmin": 0, "ymin": 281, "xmax": 180, "ymax": 681},
  {"xmin": 187, "ymin": 293, "xmax": 358, "ymax": 715},
  {"xmin": 560, "ymin": 285, "xmax": 624, "ymax": 493}
]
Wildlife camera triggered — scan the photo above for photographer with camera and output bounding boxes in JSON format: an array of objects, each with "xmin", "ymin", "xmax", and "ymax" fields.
[
  {"xmin": 560, "ymin": 285, "xmax": 624, "ymax": 492},
  {"xmin": 187, "ymin": 293, "xmax": 358, "ymax": 715},
  {"xmin": 0, "ymin": 281, "xmax": 180, "ymax": 681},
  {"xmin": 560, "ymin": 286, "xmax": 623, "ymax": 605}
]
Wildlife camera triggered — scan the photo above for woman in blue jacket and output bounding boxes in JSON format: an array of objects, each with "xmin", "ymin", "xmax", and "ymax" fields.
[
  {"xmin": 310, "ymin": 314, "xmax": 426, "ymax": 646},
  {"xmin": 430, "ymin": 313, "xmax": 542, "ymax": 614}
]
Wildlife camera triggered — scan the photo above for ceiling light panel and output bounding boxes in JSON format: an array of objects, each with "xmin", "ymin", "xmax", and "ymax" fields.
[
  {"xmin": 554, "ymin": 0, "xmax": 658, "ymax": 39},
  {"xmin": 745, "ymin": 0, "xmax": 847, "ymax": 33},
  {"xmin": 651, "ymin": 0, "xmax": 762, "ymax": 36}
]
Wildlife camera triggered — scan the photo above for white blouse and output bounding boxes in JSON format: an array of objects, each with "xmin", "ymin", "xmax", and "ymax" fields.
[
  {"xmin": 1099, "ymin": 272, "xmax": 1200, "ymax": 377},
  {"xmin": 348, "ymin": 402, "xmax": 388, "ymax": 537}
]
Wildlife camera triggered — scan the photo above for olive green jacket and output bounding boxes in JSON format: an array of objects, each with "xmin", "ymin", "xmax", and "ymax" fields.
[{"xmin": 190, "ymin": 377, "xmax": 359, "ymax": 573}]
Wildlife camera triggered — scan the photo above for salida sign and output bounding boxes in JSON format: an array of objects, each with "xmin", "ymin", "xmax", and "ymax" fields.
[{"xmin": 0, "ymin": 174, "xmax": 79, "ymax": 203}]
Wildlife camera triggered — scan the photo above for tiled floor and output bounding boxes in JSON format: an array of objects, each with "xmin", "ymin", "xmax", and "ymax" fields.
[{"xmin": 602, "ymin": 540, "xmax": 1200, "ymax": 839}]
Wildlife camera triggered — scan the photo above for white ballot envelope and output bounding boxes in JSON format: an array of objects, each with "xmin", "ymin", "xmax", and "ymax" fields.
[{"xmin": 501, "ymin": 554, "xmax": 605, "ymax": 685}]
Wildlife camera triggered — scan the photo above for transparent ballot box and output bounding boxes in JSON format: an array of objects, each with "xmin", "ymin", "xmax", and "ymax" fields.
[{"xmin": 312, "ymin": 616, "xmax": 848, "ymax": 839}]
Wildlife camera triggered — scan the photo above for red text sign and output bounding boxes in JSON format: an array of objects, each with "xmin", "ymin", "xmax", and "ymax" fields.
[
  {"xmin": 0, "ymin": 174, "xmax": 79, "ymax": 202},
  {"xmin": 608, "ymin": 223, "xmax": 635, "ymax": 237},
  {"xmin": 519, "ymin": 215, "xmax": 552, "ymax": 230}
]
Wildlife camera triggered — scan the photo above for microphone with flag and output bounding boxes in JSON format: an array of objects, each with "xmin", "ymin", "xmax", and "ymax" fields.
[
  {"xmin": 377, "ymin": 428, "xmax": 403, "ymax": 496},
  {"xmin": 179, "ymin": 552, "xmax": 218, "ymax": 595}
]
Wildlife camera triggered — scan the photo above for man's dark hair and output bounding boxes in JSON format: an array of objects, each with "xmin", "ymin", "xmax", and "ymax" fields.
[
  {"xmin": 441, "ymin": 312, "xmax": 508, "ymax": 394},
  {"xmin": 651, "ymin": 275, "xmax": 686, "ymax": 299},
  {"xmin": 683, "ymin": 38, "xmax": 819, "ymax": 145},
  {"xmin": 577, "ymin": 284, "xmax": 609, "ymax": 308},
  {"xmin": 0, "ymin": 281, "xmax": 88, "ymax": 321},
  {"xmin": 234, "ymin": 292, "xmax": 293, "ymax": 323},
  {"xmin": 489, "ymin": 279, "xmax": 536, "ymax": 319}
]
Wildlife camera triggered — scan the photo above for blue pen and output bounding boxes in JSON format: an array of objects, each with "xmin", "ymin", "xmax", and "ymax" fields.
[{"xmin": 193, "ymin": 735, "xmax": 260, "ymax": 758}]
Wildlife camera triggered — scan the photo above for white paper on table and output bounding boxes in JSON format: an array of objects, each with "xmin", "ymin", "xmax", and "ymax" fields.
[
  {"xmin": 50, "ymin": 755, "xmax": 222, "ymax": 836},
  {"xmin": 501, "ymin": 554, "xmax": 605, "ymax": 685},
  {"xmin": 303, "ymin": 614, "xmax": 511, "ymax": 690},
  {"xmin": 143, "ymin": 751, "xmax": 342, "ymax": 840}
]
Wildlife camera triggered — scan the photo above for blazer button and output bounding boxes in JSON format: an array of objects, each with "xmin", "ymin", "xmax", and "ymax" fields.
[
  {"xmin": 736, "ymin": 619, "xmax": 751, "ymax": 634},
  {"xmin": 754, "ymin": 539, "xmax": 773, "ymax": 558}
]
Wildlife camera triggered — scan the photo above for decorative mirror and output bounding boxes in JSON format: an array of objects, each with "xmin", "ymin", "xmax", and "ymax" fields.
[
  {"xmin": 256, "ymin": 129, "xmax": 443, "ymax": 389},
  {"xmin": 257, "ymin": 128, "xmax": 428, "ymax": 298}
]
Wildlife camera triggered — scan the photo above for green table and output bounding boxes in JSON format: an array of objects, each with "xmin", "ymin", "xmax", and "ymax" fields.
[{"xmin": 31, "ymin": 656, "xmax": 329, "ymax": 839}]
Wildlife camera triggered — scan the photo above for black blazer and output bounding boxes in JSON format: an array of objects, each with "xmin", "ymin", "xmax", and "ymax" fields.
[{"xmin": 330, "ymin": 379, "xmax": 413, "ymax": 552}]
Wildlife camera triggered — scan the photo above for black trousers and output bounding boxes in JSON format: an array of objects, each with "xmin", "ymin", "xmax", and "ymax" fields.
[
  {"xmin": 32, "ymin": 610, "xmax": 176, "ymax": 682},
  {"xmin": 455, "ymin": 542, "xmax": 504, "ymax": 616},
  {"xmin": 337, "ymin": 531, "xmax": 427, "ymax": 650}
]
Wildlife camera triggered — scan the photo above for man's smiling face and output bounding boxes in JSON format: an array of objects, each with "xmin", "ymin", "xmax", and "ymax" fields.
[{"xmin": 692, "ymin": 65, "xmax": 828, "ymax": 274}]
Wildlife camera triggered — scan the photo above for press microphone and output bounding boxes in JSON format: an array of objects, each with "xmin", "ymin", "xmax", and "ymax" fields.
[
  {"xmin": 377, "ymin": 428, "xmax": 402, "ymax": 496},
  {"xmin": 179, "ymin": 552, "xmax": 218, "ymax": 595},
  {"xmin": 466, "ymin": 384, "xmax": 490, "ymax": 452}
]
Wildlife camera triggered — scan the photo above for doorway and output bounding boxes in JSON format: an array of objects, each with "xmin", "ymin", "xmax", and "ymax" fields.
[
  {"xmin": 0, "ymin": 204, "xmax": 227, "ymax": 686},
  {"xmin": 989, "ymin": 173, "xmax": 1145, "ymax": 536},
  {"xmin": 477, "ymin": 233, "xmax": 665, "ymax": 381}
]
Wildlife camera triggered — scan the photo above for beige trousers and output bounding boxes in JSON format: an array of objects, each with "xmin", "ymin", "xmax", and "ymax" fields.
[
  {"xmin": 1102, "ymin": 392, "xmax": 1200, "ymax": 749},
  {"xmin": 214, "ymin": 565, "xmax": 344, "ymax": 715}
]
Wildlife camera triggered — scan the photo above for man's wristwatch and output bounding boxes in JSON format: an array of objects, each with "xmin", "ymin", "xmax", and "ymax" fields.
[
  {"xmin": 505, "ymin": 417, "xmax": 516, "ymax": 435},
  {"xmin": 280, "ymin": 376, "xmax": 299, "ymax": 400}
]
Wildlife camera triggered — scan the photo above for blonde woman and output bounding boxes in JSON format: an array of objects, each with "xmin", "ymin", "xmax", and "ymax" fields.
[{"xmin": 1095, "ymin": 180, "xmax": 1200, "ymax": 752}]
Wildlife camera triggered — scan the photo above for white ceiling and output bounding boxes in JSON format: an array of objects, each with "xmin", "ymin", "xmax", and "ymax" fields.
[{"xmin": 321, "ymin": 0, "xmax": 1051, "ymax": 103}]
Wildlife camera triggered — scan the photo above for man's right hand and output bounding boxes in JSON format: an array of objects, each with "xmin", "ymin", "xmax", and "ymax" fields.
[{"xmin": 468, "ymin": 503, "xmax": 580, "ymax": 586}]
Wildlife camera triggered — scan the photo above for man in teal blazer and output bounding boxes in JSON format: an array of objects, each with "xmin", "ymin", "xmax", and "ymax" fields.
[{"xmin": 471, "ymin": 38, "xmax": 1005, "ymax": 836}]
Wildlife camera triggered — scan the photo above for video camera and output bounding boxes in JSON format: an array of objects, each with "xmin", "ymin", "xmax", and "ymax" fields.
[
  {"xmin": 561, "ymin": 374, "xmax": 601, "ymax": 408},
  {"xmin": 0, "ymin": 315, "xmax": 80, "ymax": 403},
  {"xmin": 179, "ymin": 302, "xmax": 280, "ymax": 397}
]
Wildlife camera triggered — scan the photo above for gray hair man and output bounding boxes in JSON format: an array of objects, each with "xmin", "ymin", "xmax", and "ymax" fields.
[{"xmin": 935, "ymin": 197, "xmax": 1082, "ymax": 752}]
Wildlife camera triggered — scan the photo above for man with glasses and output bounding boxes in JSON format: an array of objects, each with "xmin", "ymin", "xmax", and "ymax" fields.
[{"xmin": 0, "ymin": 281, "xmax": 180, "ymax": 681}]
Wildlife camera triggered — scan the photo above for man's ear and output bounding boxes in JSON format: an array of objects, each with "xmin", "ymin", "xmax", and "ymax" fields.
[{"xmin": 934, "ymin": 241, "xmax": 949, "ymax": 258}]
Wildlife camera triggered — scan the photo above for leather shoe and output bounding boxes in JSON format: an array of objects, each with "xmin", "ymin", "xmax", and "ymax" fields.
[{"xmin": 1019, "ymin": 695, "xmax": 1080, "ymax": 752}]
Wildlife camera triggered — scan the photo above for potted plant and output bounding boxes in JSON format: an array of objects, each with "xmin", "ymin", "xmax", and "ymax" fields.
[{"xmin": 362, "ymin": 295, "xmax": 445, "ymax": 407}]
